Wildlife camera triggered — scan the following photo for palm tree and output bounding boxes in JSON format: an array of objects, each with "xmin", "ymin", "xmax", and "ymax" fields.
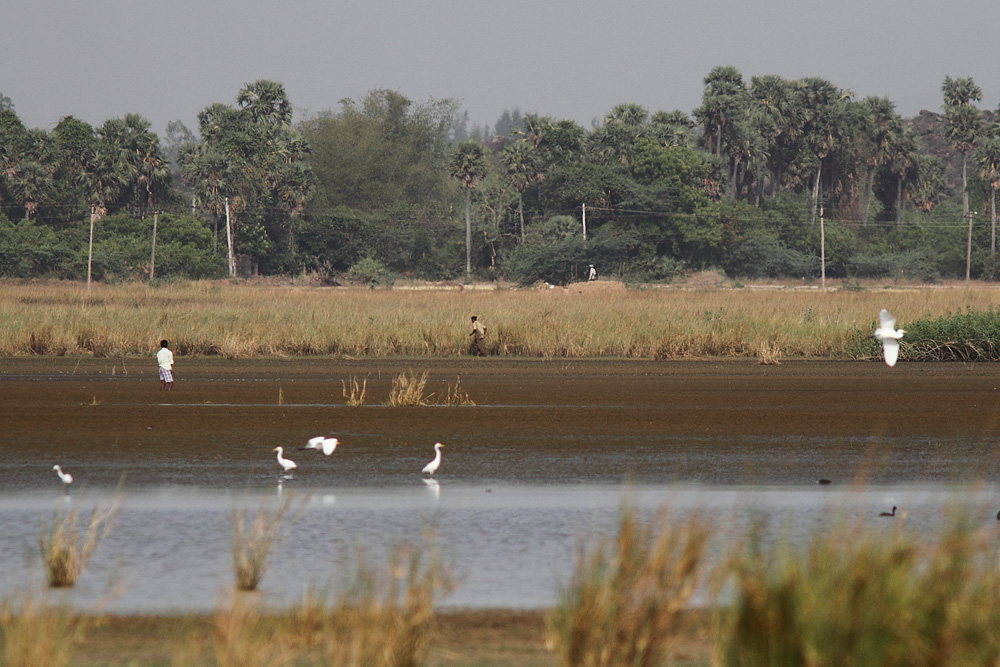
[
  {"xmin": 449, "ymin": 141, "xmax": 489, "ymax": 280},
  {"xmin": 976, "ymin": 133, "xmax": 1000, "ymax": 253},
  {"xmin": 889, "ymin": 126, "xmax": 920, "ymax": 227},
  {"xmin": 860, "ymin": 97, "xmax": 901, "ymax": 225},
  {"xmin": 694, "ymin": 66, "xmax": 745, "ymax": 158},
  {"xmin": 500, "ymin": 141, "xmax": 541, "ymax": 240},
  {"xmin": 942, "ymin": 76, "xmax": 983, "ymax": 281}
]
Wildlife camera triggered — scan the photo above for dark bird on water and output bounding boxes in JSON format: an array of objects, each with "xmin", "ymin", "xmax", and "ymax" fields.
[
  {"xmin": 817, "ymin": 479, "xmax": 832, "ymax": 485},
  {"xmin": 879, "ymin": 506, "xmax": 897, "ymax": 517}
]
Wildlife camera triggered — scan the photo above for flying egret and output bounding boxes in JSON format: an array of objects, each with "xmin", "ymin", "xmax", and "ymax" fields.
[
  {"xmin": 874, "ymin": 309, "xmax": 905, "ymax": 367},
  {"xmin": 273, "ymin": 446, "xmax": 297, "ymax": 472},
  {"xmin": 301, "ymin": 436, "xmax": 339, "ymax": 455},
  {"xmin": 53, "ymin": 465, "xmax": 73, "ymax": 486},
  {"xmin": 879, "ymin": 506, "xmax": 898, "ymax": 517},
  {"xmin": 422, "ymin": 443, "xmax": 444, "ymax": 476}
]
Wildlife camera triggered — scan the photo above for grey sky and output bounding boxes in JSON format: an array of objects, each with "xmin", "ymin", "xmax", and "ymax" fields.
[{"xmin": 6, "ymin": 0, "xmax": 1000, "ymax": 138}]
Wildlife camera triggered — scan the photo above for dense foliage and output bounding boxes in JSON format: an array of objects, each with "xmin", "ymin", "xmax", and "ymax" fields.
[{"xmin": 2, "ymin": 69, "xmax": 1000, "ymax": 284}]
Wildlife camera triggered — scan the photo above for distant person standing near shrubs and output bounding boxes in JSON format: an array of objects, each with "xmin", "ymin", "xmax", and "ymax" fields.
[
  {"xmin": 588, "ymin": 264, "xmax": 597, "ymax": 281},
  {"xmin": 469, "ymin": 316, "xmax": 487, "ymax": 356},
  {"xmin": 157, "ymin": 340, "xmax": 174, "ymax": 391}
]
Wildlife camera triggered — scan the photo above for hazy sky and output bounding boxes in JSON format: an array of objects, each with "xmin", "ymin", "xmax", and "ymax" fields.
[{"xmin": 6, "ymin": 0, "xmax": 1000, "ymax": 138}]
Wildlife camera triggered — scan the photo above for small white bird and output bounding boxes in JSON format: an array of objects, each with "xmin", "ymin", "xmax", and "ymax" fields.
[
  {"xmin": 273, "ymin": 446, "xmax": 297, "ymax": 472},
  {"xmin": 874, "ymin": 309, "xmax": 906, "ymax": 367},
  {"xmin": 422, "ymin": 442, "xmax": 444, "ymax": 476},
  {"xmin": 53, "ymin": 465, "xmax": 73, "ymax": 485},
  {"xmin": 301, "ymin": 436, "xmax": 339, "ymax": 455}
]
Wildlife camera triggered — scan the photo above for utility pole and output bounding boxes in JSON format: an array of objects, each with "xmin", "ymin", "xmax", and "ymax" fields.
[
  {"xmin": 225, "ymin": 197, "xmax": 235, "ymax": 278},
  {"xmin": 582, "ymin": 203, "xmax": 587, "ymax": 240},
  {"xmin": 87, "ymin": 206, "xmax": 95, "ymax": 291},
  {"xmin": 150, "ymin": 211, "xmax": 159, "ymax": 280},
  {"xmin": 966, "ymin": 209, "xmax": 974, "ymax": 284},
  {"xmin": 819, "ymin": 205, "xmax": 826, "ymax": 292}
]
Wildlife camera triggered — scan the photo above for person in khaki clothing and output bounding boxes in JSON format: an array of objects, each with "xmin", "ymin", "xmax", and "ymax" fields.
[{"xmin": 469, "ymin": 315, "xmax": 487, "ymax": 356}]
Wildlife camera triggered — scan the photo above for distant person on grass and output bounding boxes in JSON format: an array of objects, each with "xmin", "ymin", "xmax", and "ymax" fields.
[
  {"xmin": 157, "ymin": 340, "xmax": 174, "ymax": 391},
  {"xmin": 469, "ymin": 315, "xmax": 487, "ymax": 356}
]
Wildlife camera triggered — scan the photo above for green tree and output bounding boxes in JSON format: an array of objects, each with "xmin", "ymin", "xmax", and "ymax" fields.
[{"xmin": 449, "ymin": 140, "xmax": 489, "ymax": 279}]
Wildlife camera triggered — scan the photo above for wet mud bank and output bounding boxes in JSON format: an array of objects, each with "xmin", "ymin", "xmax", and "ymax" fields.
[{"xmin": 3, "ymin": 357, "xmax": 1000, "ymax": 489}]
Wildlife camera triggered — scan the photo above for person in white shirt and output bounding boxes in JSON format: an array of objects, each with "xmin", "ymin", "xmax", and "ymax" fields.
[
  {"xmin": 588, "ymin": 264, "xmax": 596, "ymax": 281},
  {"xmin": 156, "ymin": 339, "xmax": 174, "ymax": 391}
]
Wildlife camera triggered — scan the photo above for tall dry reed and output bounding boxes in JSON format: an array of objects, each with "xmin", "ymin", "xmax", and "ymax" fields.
[
  {"xmin": 546, "ymin": 507, "xmax": 711, "ymax": 667},
  {"xmin": 39, "ymin": 501, "xmax": 120, "ymax": 588},
  {"xmin": 1, "ymin": 280, "xmax": 995, "ymax": 358}
]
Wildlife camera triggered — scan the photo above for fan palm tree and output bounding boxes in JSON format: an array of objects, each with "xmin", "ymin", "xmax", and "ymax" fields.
[
  {"xmin": 449, "ymin": 141, "xmax": 489, "ymax": 279},
  {"xmin": 500, "ymin": 141, "xmax": 541, "ymax": 240},
  {"xmin": 942, "ymin": 76, "xmax": 983, "ymax": 281},
  {"xmin": 976, "ymin": 133, "xmax": 1000, "ymax": 253}
]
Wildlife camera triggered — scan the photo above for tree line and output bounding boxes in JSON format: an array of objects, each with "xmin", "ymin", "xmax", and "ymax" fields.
[{"xmin": 2, "ymin": 69, "xmax": 999, "ymax": 285}]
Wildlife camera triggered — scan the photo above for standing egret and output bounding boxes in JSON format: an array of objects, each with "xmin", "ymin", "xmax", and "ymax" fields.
[
  {"xmin": 301, "ymin": 436, "xmax": 339, "ymax": 455},
  {"xmin": 53, "ymin": 465, "xmax": 73, "ymax": 486},
  {"xmin": 422, "ymin": 443, "xmax": 444, "ymax": 476},
  {"xmin": 874, "ymin": 309, "xmax": 905, "ymax": 367},
  {"xmin": 273, "ymin": 446, "xmax": 297, "ymax": 472}
]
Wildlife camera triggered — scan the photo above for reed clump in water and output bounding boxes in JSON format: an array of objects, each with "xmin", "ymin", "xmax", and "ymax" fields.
[
  {"xmin": 342, "ymin": 375, "xmax": 368, "ymax": 406},
  {"xmin": 230, "ymin": 496, "xmax": 298, "ymax": 592},
  {"xmin": 546, "ymin": 507, "xmax": 711, "ymax": 667},
  {"xmin": 716, "ymin": 515, "xmax": 1000, "ymax": 666},
  {"xmin": 39, "ymin": 501, "xmax": 121, "ymax": 588},
  {"xmin": 0, "ymin": 597, "xmax": 84, "ymax": 667},
  {"xmin": 385, "ymin": 370, "xmax": 432, "ymax": 407}
]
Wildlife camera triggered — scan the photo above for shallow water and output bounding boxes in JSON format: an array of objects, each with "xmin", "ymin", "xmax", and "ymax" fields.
[{"xmin": 3, "ymin": 358, "xmax": 1000, "ymax": 612}]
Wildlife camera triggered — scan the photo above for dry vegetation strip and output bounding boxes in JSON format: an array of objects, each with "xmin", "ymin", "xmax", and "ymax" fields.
[{"xmin": 2, "ymin": 280, "xmax": 996, "ymax": 359}]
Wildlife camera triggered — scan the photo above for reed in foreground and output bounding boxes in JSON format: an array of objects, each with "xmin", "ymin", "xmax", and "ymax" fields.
[
  {"xmin": 200, "ymin": 540, "xmax": 454, "ymax": 667},
  {"xmin": 39, "ymin": 500, "xmax": 121, "ymax": 587},
  {"xmin": 230, "ymin": 496, "xmax": 298, "ymax": 592},
  {"xmin": 0, "ymin": 597, "xmax": 84, "ymax": 667},
  {"xmin": 546, "ymin": 507, "xmax": 711, "ymax": 667},
  {"xmin": 717, "ymin": 515, "xmax": 1000, "ymax": 666}
]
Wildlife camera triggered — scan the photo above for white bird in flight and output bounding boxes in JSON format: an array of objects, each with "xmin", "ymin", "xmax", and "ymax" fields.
[
  {"xmin": 301, "ymin": 436, "xmax": 339, "ymax": 455},
  {"xmin": 53, "ymin": 465, "xmax": 73, "ymax": 485},
  {"xmin": 422, "ymin": 443, "xmax": 444, "ymax": 476},
  {"xmin": 273, "ymin": 446, "xmax": 297, "ymax": 472},
  {"xmin": 874, "ymin": 309, "xmax": 906, "ymax": 367}
]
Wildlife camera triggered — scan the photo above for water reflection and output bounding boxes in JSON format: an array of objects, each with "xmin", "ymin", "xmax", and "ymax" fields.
[{"xmin": 0, "ymin": 482, "xmax": 997, "ymax": 614}]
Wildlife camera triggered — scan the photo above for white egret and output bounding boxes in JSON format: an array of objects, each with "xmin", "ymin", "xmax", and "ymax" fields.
[
  {"xmin": 422, "ymin": 442, "xmax": 444, "ymax": 476},
  {"xmin": 273, "ymin": 446, "xmax": 297, "ymax": 472},
  {"xmin": 874, "ymin": 309, "xmax": 905, "ymax": 367},
  {"xmin": 301, "ymin": 436, "xmax": 339, "ymax": 455},
  {"xmin": 53, "ymin": 465, "xmax": 73, "ymax": 485}
]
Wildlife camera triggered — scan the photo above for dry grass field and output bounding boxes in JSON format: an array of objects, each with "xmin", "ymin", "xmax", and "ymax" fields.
[{"xmin": 1, "ymin": 275, "xmax": 997, "ymax": 360}]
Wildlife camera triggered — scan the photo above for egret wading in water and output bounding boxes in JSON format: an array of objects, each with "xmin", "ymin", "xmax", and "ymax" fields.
[
  {"xmin": 422, "ymin": 443, "xmax": 444, "ymax": 476},
  {"xmin": 273, "ymin": 446, "xmax": 297, "ymax": 473},
  {"xmin": 874, "ymin": 309, "xmax": 906, "ymax": 367},
  {"xmin": 301, "ymin": 436, "xmax": 339, "ymax": 455},
  {"xmin": 53, "ymin": 465, "xmax": 73, "ymax": 486}
]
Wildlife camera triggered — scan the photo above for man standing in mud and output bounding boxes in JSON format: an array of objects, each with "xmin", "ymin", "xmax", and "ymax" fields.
[
  {"xmin": 469, "ymin": 315, "xmax": 487, "ymax": 356},
  {"xmin": 157, "ymin": 339, "xmax": 174, "ymax": 391}
]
